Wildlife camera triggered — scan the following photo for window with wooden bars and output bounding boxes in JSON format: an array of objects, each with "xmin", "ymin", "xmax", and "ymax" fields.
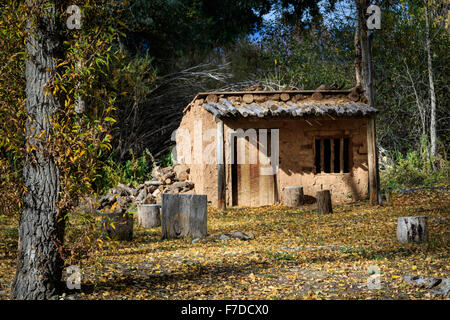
[{"xmin": 314, "ymin": 137, "xmax": 351, "ymax": 174}]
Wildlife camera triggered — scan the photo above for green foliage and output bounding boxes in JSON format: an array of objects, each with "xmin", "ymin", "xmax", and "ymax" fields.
[
  {"xmin": 242, "ymin": 16, "xmax": 354, "ymax": 90},
  {"xmin": 0, "ymin": 1, "xmax": 27, "ymax": 216},
  {"xmin": 380, "ymin": 147, "xmax": 449, "ymax": 191},
  {"xmin": 97, "ymin": 149, "xmax": 154, "ymax": 193},
  {"xmin": 108, "ymin": 53, "xmax": 158, "ymax": 158},
  {"xmin": 373, "ymin": 0, "xmax": 449, "ymax": 152},
  {"xmin": 122, "ymin": 0, "xmax": 274, "ymax": 60},
  {"xmin": 159, "ymin": 147, "xmax": 174, "ymax": 168},
  {"xmin": 0, "ymin": 1, "xmax": 127, "ymax": 217}
]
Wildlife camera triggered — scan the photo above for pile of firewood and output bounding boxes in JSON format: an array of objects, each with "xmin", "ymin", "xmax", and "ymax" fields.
[{"xmin": 97, "ymin": 164, "xmax": 193, "ymax": 212}]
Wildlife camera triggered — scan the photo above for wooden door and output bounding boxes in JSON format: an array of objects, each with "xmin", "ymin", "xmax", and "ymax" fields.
[{"xmin": 232, "ymin": 131, "xmax": 276, "ymax": 206}]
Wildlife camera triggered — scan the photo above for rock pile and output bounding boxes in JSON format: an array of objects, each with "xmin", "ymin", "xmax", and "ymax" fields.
[{"xmin": 97, "ymin": 164, "xmax": 194, "ymax": 212}]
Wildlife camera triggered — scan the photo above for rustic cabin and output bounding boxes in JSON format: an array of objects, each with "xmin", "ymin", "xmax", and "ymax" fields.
[{"xmin": 176, "ymin": 88, "xmax": 379, "ymax": 208}]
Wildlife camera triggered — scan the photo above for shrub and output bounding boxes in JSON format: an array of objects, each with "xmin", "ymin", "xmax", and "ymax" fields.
[
  {"xmin": 96, "ymin": 149, "xmax": 154, "ymax": 193},
  {"xmin": 380, "ymin": 148, "xmax": 449, "ymax": 191}
]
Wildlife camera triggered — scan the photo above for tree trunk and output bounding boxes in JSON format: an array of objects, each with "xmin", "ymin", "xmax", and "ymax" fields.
[
  {"xmin": 356, "ymin": 0, "xmax": 370, "ymax": 95},
  {"xmin": 284, "ymin": 186, "xmax": 304, "ymax": 207},
  {"xmin": 137, "ymin": 204, "xmax": 161, "ymax": 228},
  {"xmin": 12, "ymin": 2, "xmax": 65, "ymax": 299},
  {"xmin": 354, "ymin": 8, "xmax": 362, "ymax": 87},
  {"xmin": 316, "ymin": 190, "xmax": 333, "ymax": 214},
  {"xmin": 356, "ymin": 0, "xmax": 380, "ymax": 204},
  {"xmin": 161, "ymin": 194, "xmax": 207, "ymax": 239},
  {"xmin": 424, "ymin": 3, "xmax": 437, "ymax": 159},
  {"xmin": 397, "ymin": 216, "xmax": 428, "ymax": 244}
]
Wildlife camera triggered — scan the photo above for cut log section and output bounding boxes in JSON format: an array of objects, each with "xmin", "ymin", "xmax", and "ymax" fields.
[
  {"xmin": 161, "ymin": 194, "xmax": 207, "ymax": 239},
  {"xmin": 137, "ymin": 204, "xmax": 161, "ymax": 228},
  {"xmin": 397, "ymin": 216, "xmax": 428, "ymax": 244},
  {"xmin": 284, "ymin": 186, "xmax": 304, "ymax": 207},
  {"xmin": 385, "ymin": 189, "xmax": 393, "ymax": 205},
  {"xmin": 101, "ymin": 211, "xmax": 133, "ymax": 241},
  {"xmin": 316, "ymin": 190, "xmax": 333, "ymax": 214}
]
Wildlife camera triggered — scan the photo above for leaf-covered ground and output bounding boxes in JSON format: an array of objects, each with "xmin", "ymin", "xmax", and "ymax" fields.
[{"xmin": 0, "ymin": 188, "xmax": 449, "ymax": 300}]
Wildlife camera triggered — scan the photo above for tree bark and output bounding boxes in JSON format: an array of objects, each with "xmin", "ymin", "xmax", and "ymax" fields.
[
  {"xmin": 284, "ymin": 186, "xmax": 304, "ymax": 207},
  {"xmin": 356, "ymin": 0, "xmax": 369, "ymax": 95},
  {"xmin": 316, "ymin": 190, "xmax": 333, "ymax": 214},
  {"xmin": 356, "ymin": 0, "xmax": 380, "ymax": 204},
  {"xmin": 12, "ymin": 2, "xmax": 65, "ymax": 299},
  {"xmin": 424, "ymin": 3, "xmax": 437, "ymax": 159},
  {"xmin": 354, "ymin": 8, "xmax": 363, "ymax": 87}
]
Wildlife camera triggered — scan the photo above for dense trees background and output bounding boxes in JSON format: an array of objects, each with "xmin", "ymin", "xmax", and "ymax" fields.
[{"xmin": 108, "ymin": 0, "xmax": 449, "ymax": 163}]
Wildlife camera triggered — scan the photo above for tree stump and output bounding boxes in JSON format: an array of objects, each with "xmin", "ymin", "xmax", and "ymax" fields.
[
  {"xmin": 284, "ymin": 186, "xmax": 304, "ymax": 207},
  {"xmin": 385, "ymin": 189, "xmax": 393, "ymax": 205},
  {"xmin": 316, "ymin": 190, "xmax": 332, "ymax": 214},
  {"xmin": 161, "ymin": 194, "xmax": 207, "ymax": 239},
  {"xmin": 137, "ymin": 204, "xmax": 161, "ymax": 228},
  {"xmin": 397, "ymin": 216, "xmax": 428, "ymax": 244},
  {"xmin": 101, "ymin": 211, "xmax": 133, "ymax": 241}
]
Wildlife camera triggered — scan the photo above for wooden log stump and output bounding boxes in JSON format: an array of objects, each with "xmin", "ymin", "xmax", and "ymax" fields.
[
  {"xmin": 397, "ymin": 216, "xmax": 428, "ymax": 244},
  {"xmin": 137, "ymin": 204, "xmax": 161, "ymax": 228},
  {"xmin": 161, "ymin": 194, "xmax": 207, "ymax": 239},
  {"xmin": 101, "ymin": 211, "xmax": 133, "ymax": 241},
  {"xmin": 284, "ymin": 186, "xmax": 304, "ymax": 207},
  {"xmin": 385, "ymin": 189, "xmax": 393, "ymax": 205},
  {"xmin": 316, "ymin": 190, "xmax": 332, "ymax": 214}
]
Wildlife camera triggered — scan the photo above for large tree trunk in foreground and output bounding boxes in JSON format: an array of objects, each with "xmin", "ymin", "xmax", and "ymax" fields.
[{"xmin": 12, "ymin": 2, "xmax": 65, "ymax": 299}]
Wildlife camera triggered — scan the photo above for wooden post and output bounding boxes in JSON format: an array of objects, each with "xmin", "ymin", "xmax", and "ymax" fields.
[
  {"xmin": 397, "ymin": 216, "xmax": 428, "ymax": 244},
  {"xmin": 367, "ymin": 115, "xmax": 379, "ymax": 204},
  {"xmin": 217, "ymin": 120, "xmax": 226, "ymax": 209},
  {"xmin": 137, "ymin": 204, "xmax": 161, "ymax": 228},
  {"xmin": 161, "ymin": 194, "xmax": 207, "ymax": 239},
  {"xmin": 330, "ymin": 139, "xmax": 335, "ymax": 173},
  {"xmin": 284, "ymin": 186, "xmax": 304, "ymax": 207},
  {"xmin": 320, "ymin": 139, "xmax": 325, "ymax": 173},
  {"xmin": 316, "ymin": 190, "xmax": 332, "ymax": 214}
]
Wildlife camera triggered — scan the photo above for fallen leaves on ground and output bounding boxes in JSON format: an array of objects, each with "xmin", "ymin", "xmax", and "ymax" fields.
[{"xmin": 0, "ymin": 188, "xmax": 448, "ymax": 300}]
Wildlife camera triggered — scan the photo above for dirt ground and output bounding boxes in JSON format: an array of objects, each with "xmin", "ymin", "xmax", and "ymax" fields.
[{"xmin": 0, "ymin": 188, "xmax": 448, "ymax": 300}]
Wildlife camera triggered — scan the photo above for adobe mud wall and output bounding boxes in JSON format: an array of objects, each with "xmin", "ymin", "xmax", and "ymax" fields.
[{"xmin": 177, "ymin": 103, "xmax": 369, "ymax": 207}]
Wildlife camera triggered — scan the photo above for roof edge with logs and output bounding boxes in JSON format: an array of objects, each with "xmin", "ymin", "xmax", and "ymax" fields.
[{"xmin": 183, "ymin": 87, "xmax": 377, "ymax": 119}]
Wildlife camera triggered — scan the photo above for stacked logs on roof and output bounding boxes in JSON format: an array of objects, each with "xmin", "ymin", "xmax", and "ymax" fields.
[
  {"xmin": 200, "ymin": 86, "xmax": 367, "ymax": 106},
  {"xmin": 97, "ymin": 164, "xmax": 194, "ymax": 212},
  {"xmin": 193, "ymin": 85, "xmax": 374, "ymax": 119}
]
